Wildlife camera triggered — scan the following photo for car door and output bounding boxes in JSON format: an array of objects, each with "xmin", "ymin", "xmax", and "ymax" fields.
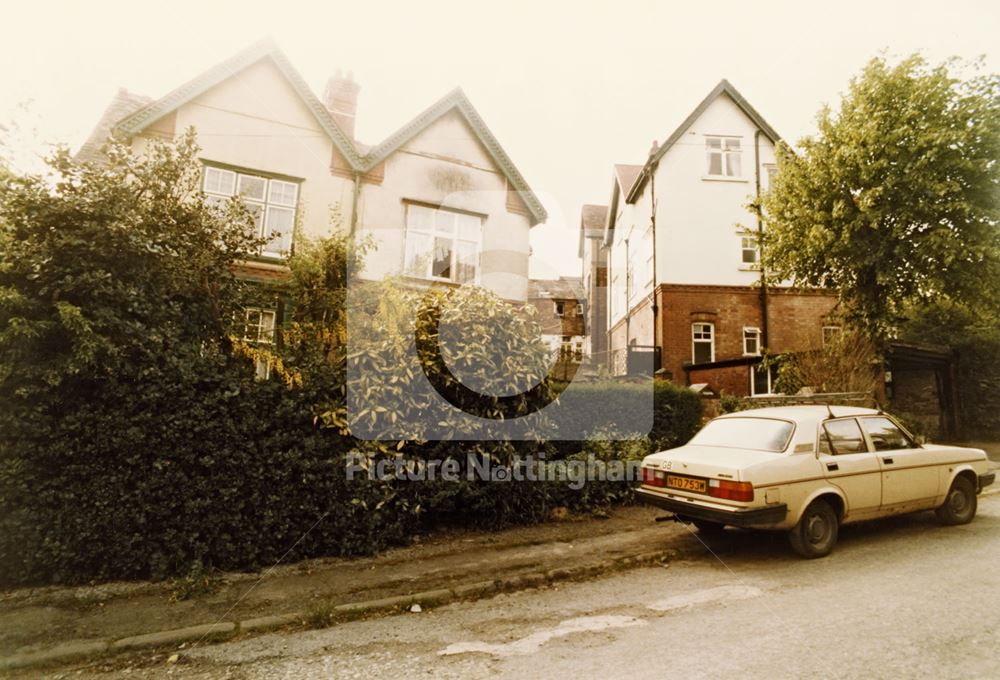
[
  {"xmin": 859, "ymin": 416, "xmax": 940, "ymax": 511},
  {"xmin": 818, "ymin": 418, "xmax": 882, "ymax": 521}
]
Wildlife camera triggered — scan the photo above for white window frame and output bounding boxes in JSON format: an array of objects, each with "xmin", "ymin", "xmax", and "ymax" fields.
[
  {"xmin": 743, "ymin": 326, "xmax": 762, "ymax": 356},
  {"xmin": 692, "ymin": 322, "xmax": 715, "ymax": 364},
  {"xmin": 823, "ymin": 325, "xmax": 843, "ymax": 346},
  {"xmin": 203, "ymin": 166, "xmax": 298, "ymax": 259},
  {"xmin": 243, "ymin": 308, "xmax": 276, "ymax": 380},
  {"xmin": 403, "ymin": 203, "xmax": 482, "ymax": 284},
  {"xmin": 555, "ymin": 301, "xmax": 566, "ymax": 317},
  {"xmin": 741, "ymin": 235, "xmax": 760, "ymax": 266},
  {"xmin": 705, "ymin": 136, "xmax": 743, "ymax": 178},
  {"xmin": 750, "ymin": 363, "xmax": 778, "ymax": 396}
]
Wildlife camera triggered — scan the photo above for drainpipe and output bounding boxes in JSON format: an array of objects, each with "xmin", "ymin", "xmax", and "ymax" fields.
[
  {"xmin": 349, "ymin": 170, "xmax": 361, "ymax": 236},
  {"xmin": 649, "ymin": 160, "xmax": 660, "ymax": 373},
  {"xmin": 754, "ymin": 130, "xmax": 769, "ymax": 349}
]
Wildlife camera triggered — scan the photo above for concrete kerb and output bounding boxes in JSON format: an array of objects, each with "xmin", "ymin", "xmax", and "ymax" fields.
[{"xmin": 0, "ymin": 546, "xmax": 689, "ymax": 672}]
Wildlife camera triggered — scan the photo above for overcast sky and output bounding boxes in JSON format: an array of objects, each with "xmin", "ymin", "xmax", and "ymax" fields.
[{"xmin": 3, "ymin": 1, "xmax": 998, "ymax": 279}]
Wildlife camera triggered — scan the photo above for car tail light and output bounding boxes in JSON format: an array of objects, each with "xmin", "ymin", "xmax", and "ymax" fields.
[
  {"xmin": 708, "ymin": 479, "xmax": 754, "ymax": 502},
  {"xmin": 641, "ymin": 467, "xmax": 665, "ymax": 487}
]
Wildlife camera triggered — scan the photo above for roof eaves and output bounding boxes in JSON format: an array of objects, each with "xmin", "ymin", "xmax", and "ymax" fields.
[
  {"xmin": 359, "ymin": 88, "xmax": 548, "ymax": 226},
  {"xmin": 112, "ymin": 39, "xmax": 364, "ymax": 167}
]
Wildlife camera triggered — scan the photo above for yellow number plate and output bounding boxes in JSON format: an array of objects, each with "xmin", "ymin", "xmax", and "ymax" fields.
[{"xmin": 666, "ymin": 475, "xmax": 706, "ymax": 493}]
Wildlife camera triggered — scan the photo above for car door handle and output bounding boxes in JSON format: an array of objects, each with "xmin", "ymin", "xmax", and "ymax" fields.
[
  {"xmin": 826, "ymin": 463, "xmax": 839, "ymax": 471},
  {"xmin": 883, "ymin": 457, "xmax": 894, "ymax": 465}
]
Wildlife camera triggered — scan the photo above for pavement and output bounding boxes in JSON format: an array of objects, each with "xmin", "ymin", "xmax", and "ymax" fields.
[
  {"xmin": 2, "ymin": 438, "xmax": 997, "ymax": 673},
  {"xmin": 0, "ymin": 504, "xmax": 697, "ymax": 671}
]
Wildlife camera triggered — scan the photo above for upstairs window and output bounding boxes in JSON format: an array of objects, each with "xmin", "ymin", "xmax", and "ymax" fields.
[
  {"xmin": 203, "ymin": 166, "xmax": 298, "ymax": 258},
  {"xmin": 706, "ymin": 136, "xmax": 742, "ymax": 177},
  {"xmin": 741, "ymin": 236, "xmax": 759, "ymax": 265},
  {"xmin": 403, "ymin": 204, "xmax": 482, "ymax": 284},
  {"xmin": 555, "ymin": 301, "xmax": 566, "ymax": 317},
  {"xmin": 743, "ymin": 327, "xmax": 762, "ymax": 356},
  {"xmin": 692, "ymin": 322, "xmax": 715, "ymax": 364}
]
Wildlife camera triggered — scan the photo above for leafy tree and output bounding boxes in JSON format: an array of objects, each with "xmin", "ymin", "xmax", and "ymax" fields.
[{"xmin": 761, "ymin": 54, "xmax": 1000, "ymax": 343}]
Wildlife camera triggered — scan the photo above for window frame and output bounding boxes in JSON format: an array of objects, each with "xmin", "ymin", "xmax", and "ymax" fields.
[
  {"xmin": 741, "ymin": 235, "xmax": 760, "ymax": 266},
  {"xmin": 402, "ymin": 203, "xmax": 483, "ymax": 285},
  {"xmin": 743, "ymin": 327, "xmax": 762, "ymax": 356},
  {"xmin": 202, "ymin": 165, "xmax": 299, "ymax": 259},
  {"xmin": 242, "ymin": 307, "xmax": 277, "ymax": 380},
  {"xmin": 705, "ymin": 135, "xmax": 743, "ymax": 178},
  {"xmin": 822, "ymin": 325, "xmax": 843, "ymax": 346},
  {"xmin": 749, "ymin": 362, "xmax": 778, "ymax": 396},
  {"xmin": 819, "ymin": 417, "xmax": 870, "ymax": 456},
  {"xmin": 691, "ymin": 322, "xmax": 715, "ymax": 364}
]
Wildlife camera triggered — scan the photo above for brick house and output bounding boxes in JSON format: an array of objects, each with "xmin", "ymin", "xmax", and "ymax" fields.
[
  {"xmin": 78, "ymin": 39, "xmax": 547, "ymax": 308},
  {"xmin": 593, "ymin": 79, "xmax": 839, "ymax": 395},
  {"xmin": 527, "ymin": 277, "xmax": 586, "ymax": 364}
]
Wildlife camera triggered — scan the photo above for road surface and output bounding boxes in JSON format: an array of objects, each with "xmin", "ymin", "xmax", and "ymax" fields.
[{"xmin": 52, "ymin": 491, "xmax": 1000, "ymax": 680}]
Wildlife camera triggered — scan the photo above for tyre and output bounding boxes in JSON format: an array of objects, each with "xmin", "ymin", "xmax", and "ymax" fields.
[
  {"xmin": 788, "ymin": 499, "xmax": 839, "ymax": 558},
  {"xmin": 935, "ymin": 475, "xmax": 977, "ymax": 525},
  {"xmin": 691, "ymin": 519, "xmax": 726, "ymax": 535}
]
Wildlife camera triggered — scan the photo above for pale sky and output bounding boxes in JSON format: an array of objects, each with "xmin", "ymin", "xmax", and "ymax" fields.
[{"xmin": 3, "ymin": 1, "xmax": 998, "ymax": 279}]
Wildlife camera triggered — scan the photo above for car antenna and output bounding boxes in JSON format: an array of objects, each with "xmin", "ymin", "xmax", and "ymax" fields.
[{"xmin": 826, "ymin": 404, "xmax": 835, "ymax": 419}]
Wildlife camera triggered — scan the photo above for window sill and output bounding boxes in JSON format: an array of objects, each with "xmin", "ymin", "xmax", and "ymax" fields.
[
  {"xmin": 702, "ymin": 175, "xmax": 749, "ymax": 183},
  {"xmin": 738, "ymin": 265, "xmax": 761, "ymax": 272}
]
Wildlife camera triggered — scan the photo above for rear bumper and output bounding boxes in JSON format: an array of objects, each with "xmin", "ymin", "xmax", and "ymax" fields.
[
  {"xmin": 979, "ymin": 472, "xmax": 996, "ymax": 493},
  {"xmin": 637, "ymin": 488, "xmax": 787, "ymax": 527}
]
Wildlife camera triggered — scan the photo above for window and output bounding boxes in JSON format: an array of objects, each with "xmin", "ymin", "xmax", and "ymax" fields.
[
  {"xmin": 243, "ymin": 308, "xmax": 276, "ymax": 380},
  {"xmin": 741, "ymin": 236, "xmax": 759, "ymax": 265},
  {"xmin": 689, "ymin": 417, "xmax": 794, "ymax": 453},
  {"xmin": 692, "ymin": 322, "xmax": 714, "ymax": 364},
  {"xmin": 860, "ymin": 416, "xmax": 914, "ymax": 451},
  {"xmin": 821, "ymin": 419, "xmax": 868, "ymax": 456},
  {"xmin": 822, "ymin": 326, "xmax": 842, "ymax": 346},
  {"xmin": 575, "ymin": 302, "xmax": 585, "ymax": 317},
  {"xmin": 706, "ymin": 136, "xmax": 742, "ymax": 177},
  {"xmin": 764, "ymin": 164, "xmax": 777, "ymax": 190},
  {"xmin": 203, "ymin": 166, "xmax": 297, "ymax": 258},
  {"xmin": 743, "ymin": 327, "xmax": 762, "ymax": 356},
  {"xmin": 750, "ymin": 363, "xmax": 778, "ymax": 395},
  {"xmin": 403, "ymin": 204, "xmax": 481, "ymax": 283},
  {"xmin": 555, "ymin": 301, "xmax": 566, "ymax": 317}
]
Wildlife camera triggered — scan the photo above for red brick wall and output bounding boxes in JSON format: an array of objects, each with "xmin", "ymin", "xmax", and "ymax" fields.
[
  {"xmin": 655, "ymin": 284, "xmax": 838, "ymax": 395},
  {"xmin": 527, "ymin": 297, "xmax": 586, "ymax": 337}
]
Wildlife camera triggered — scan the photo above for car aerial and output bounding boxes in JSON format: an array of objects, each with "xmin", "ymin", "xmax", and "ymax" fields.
[{"xmin": 637, "ymin": 405, "xmax": 995, "ymax": 558}]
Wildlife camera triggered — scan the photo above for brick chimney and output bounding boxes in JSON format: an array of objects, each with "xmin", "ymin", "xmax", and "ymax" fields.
[{"xmin": 323, "ymin": 69, "xmax": 360, "ymax": 141}]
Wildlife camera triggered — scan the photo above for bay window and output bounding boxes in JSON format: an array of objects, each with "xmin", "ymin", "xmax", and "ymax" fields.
[
  {"xmin": 203, "ymin": 166, "xmax": 298, "ymax": 258},
  {"xmin": 404, "ymin": 204, "xmax": 482, "ymax": 284}
]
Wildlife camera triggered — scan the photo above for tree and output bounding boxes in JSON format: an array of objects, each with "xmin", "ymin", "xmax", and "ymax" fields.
[{"xmin": 761, "ymin": 54, "xmax": 1000, "ymax": 343}]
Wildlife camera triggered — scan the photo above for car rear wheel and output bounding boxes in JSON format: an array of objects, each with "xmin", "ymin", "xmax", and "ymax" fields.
[
  {"xmin": 935, "ymin": 476, "xmax": 977, "ymax": 525},
  {"xmin": 788, "ymin": 499, "xmax": 838, "ymax": 559}
]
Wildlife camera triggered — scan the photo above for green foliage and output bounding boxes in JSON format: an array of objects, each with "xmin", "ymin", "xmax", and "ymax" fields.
[
  {"xmin": 899, "ymin": 300, "xmax": 1000, "ymax": 438},
  {"xmin": 761, "ymin": 54, "xmax": 1000, "ymax": 343},
  {"xmin": 772, "ymin": 331, "xmax": 880, "ymax": 396},
  {"xmin": 0, "ymin": 137, "xmax": 690, "ymax": 587}
]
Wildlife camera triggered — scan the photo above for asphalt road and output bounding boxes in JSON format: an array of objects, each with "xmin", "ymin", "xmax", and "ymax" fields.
[{"xmin": 58, "ymin": 490, "xmax": 1000, "ymax": 680}]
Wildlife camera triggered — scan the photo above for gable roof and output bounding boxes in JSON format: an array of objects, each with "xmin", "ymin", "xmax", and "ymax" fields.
[
  {"xmin": 112, "ymin": 39, "xmax": 364, "ymax": 167},
  {"xmin": 614, "ymin": 164, "xmax": 643, "ymax": 197},
  {"xmin": 626, "ymin": 79, "xmax": 781, "ymax": 203},
  {"xmin": 76, "ymin": 88, "xmax": 153, "ymax": 163},
  {"xmin": 81, "ymin": 40, "xmax": 547, "ymax": 226},
  {"xmin": 528, "ymin": 276, "xmax": 584, "ymax": 301},
  {"xmin": 357, "ymin": 88, "xmax": 547, "ymax": 225}
]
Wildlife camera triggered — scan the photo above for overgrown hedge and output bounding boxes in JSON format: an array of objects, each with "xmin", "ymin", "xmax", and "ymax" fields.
[{"xmin": 0, "ymin": 138, "xmax": 704, "ymax": 587}]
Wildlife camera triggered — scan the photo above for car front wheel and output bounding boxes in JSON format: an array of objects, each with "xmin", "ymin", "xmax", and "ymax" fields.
[
  {"xmin": 935, "ymin": 476, "xmax": 977, "ymax": 525},
  {"xmin": 788, "ymin": 499, "xmax": 838, "ymax": 559}
]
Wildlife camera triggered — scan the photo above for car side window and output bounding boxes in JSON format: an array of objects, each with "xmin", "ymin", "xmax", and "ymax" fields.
[
  {"xmin": 821, "ymin": 419, "xmax": 868, "ymax": 455},
  {"xmin": 859, "ymin": 416, "xmax": 914, "ymax": 451}
]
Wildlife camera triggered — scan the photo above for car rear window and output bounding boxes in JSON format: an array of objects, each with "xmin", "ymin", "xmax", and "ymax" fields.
[{"xmin": 689, "ymin": 417, "xmax": 794, "ymax": 452}]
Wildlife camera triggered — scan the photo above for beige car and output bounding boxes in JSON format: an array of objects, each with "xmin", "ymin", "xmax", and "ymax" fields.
[{"xmin": 637, "ymin": 405, "xmax": 995, "ymax": 558}]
